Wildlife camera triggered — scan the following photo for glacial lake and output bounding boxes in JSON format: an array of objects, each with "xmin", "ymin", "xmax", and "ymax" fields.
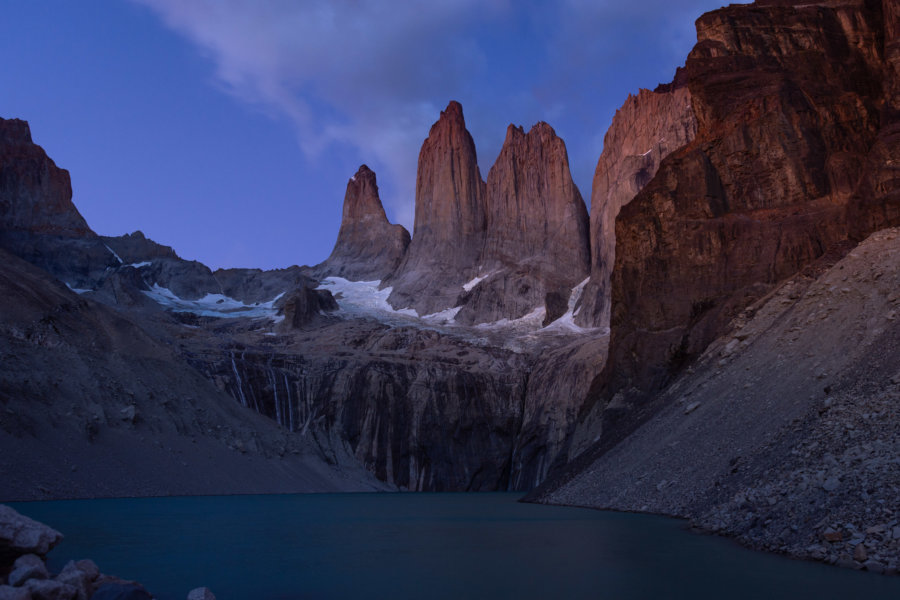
[{"xmin": 10, "ymin": 493, "xmax": 900, "ymax": 599}]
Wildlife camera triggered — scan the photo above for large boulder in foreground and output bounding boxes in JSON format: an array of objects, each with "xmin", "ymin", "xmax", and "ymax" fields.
[{"xmin": 0, "ymin": 504, "xmax": 62, "ymax": 566}]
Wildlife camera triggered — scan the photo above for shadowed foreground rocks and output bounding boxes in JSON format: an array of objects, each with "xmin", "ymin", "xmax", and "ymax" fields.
[{"xmin": 0, "ymin": 504, "xmax": 214, "ymax": 599}]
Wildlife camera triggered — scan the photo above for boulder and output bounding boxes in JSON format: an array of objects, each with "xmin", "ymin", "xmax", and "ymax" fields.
[
  {"xmin": 186, "ymin": 587, "xmax": 216, "ymax": 600},
  {"xmin": 0, "ymin": 506, "xmax": 62, "ymax": 566},
  {"xmin": 90, "ymin": 583, "xmax": 152, "ymax": 600},
  {"xmin": 8, "ymin": 555, "xmax": 48, "ymax": 587}
]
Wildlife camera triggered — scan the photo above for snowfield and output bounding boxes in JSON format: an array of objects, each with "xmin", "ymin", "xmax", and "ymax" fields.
[{"xmin": 142, "ymin": 284, "xmax": 284, "ymax": 319}]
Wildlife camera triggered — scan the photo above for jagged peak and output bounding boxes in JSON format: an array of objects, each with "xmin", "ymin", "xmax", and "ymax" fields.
[{"xmin": 0, "ymin": 117, "xmax": 33, "ymax": 145}]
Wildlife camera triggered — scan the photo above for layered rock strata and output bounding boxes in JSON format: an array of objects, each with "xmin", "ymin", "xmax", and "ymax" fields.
[
  {"xmin": 576, "ymin": 75, "xmax": 697, "ymax": 328},
  {"xmin": 595, "ymin": 0, "xmax": 894, "ymax": 420},
  {"xmin": 318, "ymin": 164, "xmax": 410, "ymax": 281}
]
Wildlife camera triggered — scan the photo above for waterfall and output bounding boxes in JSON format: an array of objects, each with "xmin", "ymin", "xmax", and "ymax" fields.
[
  {"xmin": 230, "ymin": 352, "xmax": 248, "ymax": 408},
  {"xmin": 269, "ymin": 365, "xmax": 281, "ymax": 427},
  {"xmin": 284, "ymin": 373, "xmax": 294, "ymax": 433}
]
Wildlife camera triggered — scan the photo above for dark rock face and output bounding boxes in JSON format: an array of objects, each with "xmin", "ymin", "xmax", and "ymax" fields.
[
  {"xmin": 190, "ymin": 321, "xmax": 531, "ymax": 491},
  {"xmin": 276, "ymin": 286, "xmax": 338, "ymax": 330},
  {"xmin": 387, "ymin": 101, "xmax": 487, "ymax": 315},
  {"xmin": 0, "ymin": 118, "xmax": 118, "ymax": 287},
  {"xmin": 0, "ymin": 119, "xmax": 90, "ymax": 237},
  {"xmin": 455, "ymin": 122, "xmax": 590, "ymax": 325},
  {"xmin": 576, "ymin": 80, "xmax": 697, "ymax": 328},
  {"xmin": 597, "ymin": 0, "xmax": 895, "ymax": 413},
  {"xmin": 318, "ymin": 165, "xmax": 410, "ymax": 281}
]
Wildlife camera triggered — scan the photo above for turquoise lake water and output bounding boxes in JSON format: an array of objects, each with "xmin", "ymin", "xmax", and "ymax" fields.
[{"xmin": 10, "ymin": 493, "xmax": 900, "ymax": 599}]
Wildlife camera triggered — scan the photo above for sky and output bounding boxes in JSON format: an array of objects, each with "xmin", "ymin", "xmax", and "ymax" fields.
[{"xmin": 1, "ymin": 0, "xmax": 736, "ymax": 270}]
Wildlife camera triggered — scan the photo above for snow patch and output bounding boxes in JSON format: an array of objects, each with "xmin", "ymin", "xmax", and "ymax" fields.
[
  {"xmin": 66, "ymin": 283, "xmax": 91, "ymax": 295},
  {"xmin": 104, "ymin": 244, "xmax": 124, "ymax": 264},
  {"xmin": 125, "ymin": 261, "xmax": 152, "ymax": 269},
  {"xmin": 462, "ymin": 273, "xmax": 488, "ymax": 293},
  {"xmin": 422, "ymin": 306, "xmax": 462, "ymax": 325},
  {"xmin": 142, "ymin": 284, "xmax": 283, "ymax": 319},
  {"xmin": 317, "ymin": 277, "xmax": 418, "ymax": 320},
  {"xmin": 543, "ymin": 278, "xmax": 594, "ymax": 333}
]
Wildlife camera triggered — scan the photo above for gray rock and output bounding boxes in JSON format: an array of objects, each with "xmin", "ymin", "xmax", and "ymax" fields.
[
  {"xmin": 54, "ymin": 562, "xmax": 92, "ymax": 600},
  {"xmin": 22, "ymin": 579, "xmax": 76, "ymax": 600},
  {"xmin": 90, "ymin": 583, "xmax": 152, "ymax": 600},
  {"xmin": 186, "ymin": 587, "xmax": 216, "ymax": 600},
  {"xmin": 0, "ymin": 584, "xmax": 32, "ymax": 600},
  {"xmin": 864, "ymin": 559, "xmax": 886, "ymax": 574},
  {"xmin": 822, "ymin": 477, "xmax": 840, "ymax": 492},
  {"xmin": 0, "ymin": 506, "xmax": 63, "ymax": 563},
  {"xmin": 72, "ymin": 561, "xmax": 99, "ymax": 582},
  {"xmin": 9, "ymin": 555, "xmax": 48, "ymax": 587},
  {"xmin": 854, "ymin": 543, "xmax": 868, "ymax": 562}
]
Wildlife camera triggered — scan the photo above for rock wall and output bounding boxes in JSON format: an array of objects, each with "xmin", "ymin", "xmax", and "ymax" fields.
[
  {"xmin": 387, "ymin": 102, "xmax": 591, "ymax": 325},
  {"xmin": 596, "ymin": 0, "xmax": 894, "ymax": 416},
  {"xmin": 455, "ymin": 122, "xmax": 590, "ymax": 325},
  {"xmin": 387, "ymin": 101, "xmax": 487, "ymax": 315},
  {"xmin": 0, "ymin": 118, "xmax": 118, "ymax": 288},
  {"xmin": 576, "ymin": 77, "xmax": 697, "ymax": 328}
]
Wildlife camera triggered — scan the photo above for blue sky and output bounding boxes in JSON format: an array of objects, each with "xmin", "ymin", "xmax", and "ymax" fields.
[{"xmin": 1, "ymin": 1, "xmax": 734, "ymax": 270}]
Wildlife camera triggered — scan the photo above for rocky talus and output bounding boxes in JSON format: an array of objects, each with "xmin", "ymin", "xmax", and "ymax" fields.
[
  {"xmin": 317, "ymin": 164, "xmax": 410, "ymax": 281},
  {"xmin": 387, "ymin": 101, "xmax": 487, "ymax": 315},
  {"xmin": 455, "ymin": 122, "xmax": 590, "ymax": 325},
  {"xmin": 576, "ymin": 76, "xmax": 697, "ymax": 328},
  {"xmin": 596, "ymin": 0, "xmax": 896, "ymax": 420},
  {"xmin": 534, "ymin": 226, "xmax": 900, "ymax": 573}
]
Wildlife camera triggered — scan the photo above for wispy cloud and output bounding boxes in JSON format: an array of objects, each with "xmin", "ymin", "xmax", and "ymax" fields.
[{"xmin": 132, "ymin": 0, "xmax": 734, "ymax": 224}]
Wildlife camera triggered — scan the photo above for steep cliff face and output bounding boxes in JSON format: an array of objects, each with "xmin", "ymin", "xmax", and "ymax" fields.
[
  {"xmin": 455, "ymin": 122, "xmax": 590, "ymax": 325},
  {"xmin": 0, "ymin": 118, "xmax": 118, "ymax": 287},
  {"xmin": 318, "ymin": 165, "xmax": 410, "ymax": 281},
  {"xmin": 0, "ymin": 119, "xmax": 90, "ymax": 236},
  {"xmin": 576, "ymin": 78, "xmax": 697, "ymax": 328},
  {"xmin": 598, "ymin": 0, "xmax": 893, "ymax": 412},
  {"xmin": 387, "ymin": 102, "xmax": 487, "ymax": 315},
  {"xmin": 387, "ymin": 103, "xmax": 590, "ymax": 325}
]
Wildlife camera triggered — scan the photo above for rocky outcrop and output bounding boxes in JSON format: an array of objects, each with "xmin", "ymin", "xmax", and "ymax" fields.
[
  {"xmin": 455, "ymin": 122, "xmax": 590, "ymax": 325},
  {"xmin": 0, "ymin": 504, "xmax": 209, "ymax": 599},
  {"xmin": 386, "ymin": 101, "xmax": 487, "ymax": 315},
  {"xmin": 576, "ymin": 76, "xmax": 697, "ymax": 328},
  {"xmin": 275, "ymin": 286, "xmax": 338, "ymax": 330},
  {"xmin": 0, "ymin": 119, "xmax": 90, "ymax": 237},
  {"xmin": 595, "ymin": 0, "xmax": 894, "ymax": 415},
  {"xmin": 0, "ymin": 505, "xmax": 62, "ymax": 565},
  {"xmin": 0, "ymin": 118, "xmax": 118, "ymax": 288},
  {"xmin": 318, "ymin": 165, "xmax": 410, "ymax": 281}
]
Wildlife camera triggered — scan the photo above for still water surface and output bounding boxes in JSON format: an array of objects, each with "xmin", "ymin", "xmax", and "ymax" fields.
[{"xmin": 11, "ymin": 493, "xmax": 900, "ymax": 599}]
